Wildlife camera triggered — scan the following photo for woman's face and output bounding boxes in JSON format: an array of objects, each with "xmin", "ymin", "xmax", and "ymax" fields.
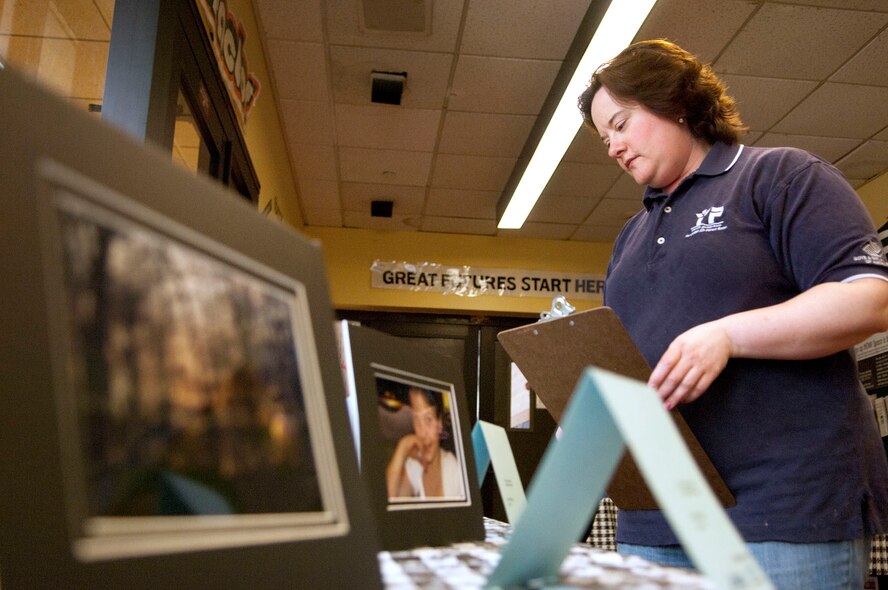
[
  {"xmin": 589, "ymin": 86, "xmax": 700, "ymax": 194},
  {"xmin": 410, "ymin": 389, "xmax": 442, "ymax": 463}
]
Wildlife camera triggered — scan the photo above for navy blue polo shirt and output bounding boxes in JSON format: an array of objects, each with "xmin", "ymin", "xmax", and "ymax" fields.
[{"xmin": 605, "ymin": 141, "xmax": 888, "ymax": 545}]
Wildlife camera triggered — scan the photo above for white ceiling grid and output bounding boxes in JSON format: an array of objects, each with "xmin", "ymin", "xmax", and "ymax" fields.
[{"xmin": 253, "ymin": 0, "xmax": 888, "ymax": 242}]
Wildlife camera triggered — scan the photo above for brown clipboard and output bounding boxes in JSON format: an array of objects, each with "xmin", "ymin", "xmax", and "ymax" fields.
[{"xmin": 497, "ymin": 306, "xmax": 734, "ymax": 510}]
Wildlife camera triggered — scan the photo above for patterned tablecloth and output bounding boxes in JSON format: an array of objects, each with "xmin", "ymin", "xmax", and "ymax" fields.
[
  {"xmin": 587, "ymin": 498, "xmax": 888, "ymax": 576},
  {"xmin": 380, "ymin": 517, "xmax": 714, "ymax": 589},
  {"xmin": 379, "ymin": 503, "xmax": 888, "ymax": 588}
]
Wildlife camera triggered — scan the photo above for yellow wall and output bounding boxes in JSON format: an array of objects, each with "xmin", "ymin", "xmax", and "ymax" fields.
[
  {"xmin": 230, "ymin": 0, "xmax": 303, "ymax": 228},
  {"xmin": 303, "ymin": 227, "xmax": 612, "ymax": 316}
]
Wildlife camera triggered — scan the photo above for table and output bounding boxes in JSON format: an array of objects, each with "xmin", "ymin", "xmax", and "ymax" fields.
[{"xmin": 379, "ymin": 518, "xmax": 714, "ymax": 589}]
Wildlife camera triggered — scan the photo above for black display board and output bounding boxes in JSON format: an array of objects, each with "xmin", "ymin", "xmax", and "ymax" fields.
[
  {"xmin": 339, "ymin": 323, "xmax": 485, "ymax": 550},
  {"xmin": 0, "ymin": 66, "xmax": 381, "ymax": 589}
]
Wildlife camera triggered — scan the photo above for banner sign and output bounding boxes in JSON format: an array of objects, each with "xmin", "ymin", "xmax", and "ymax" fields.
[
  {"xmin": 196, "ymin": 0, "xmax": 261, "ymax": 128},
  {"xmin": 370, "ymin": 260, "xmax": 605, "ymax": 300}
]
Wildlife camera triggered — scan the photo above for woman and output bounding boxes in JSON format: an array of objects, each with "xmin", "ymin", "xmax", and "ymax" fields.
[
  {"xmin": 385, "ymin": 386, "xmax": 462, "ymax": 499},
  {"xmin": 577, "ymin": 39, "xmax": 888, "ymax": 589}
]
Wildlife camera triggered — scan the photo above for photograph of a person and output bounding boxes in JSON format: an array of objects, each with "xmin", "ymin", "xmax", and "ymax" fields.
[{"xmin": 375, "ymin": 372, "xmax": 468, "ymax": 506}]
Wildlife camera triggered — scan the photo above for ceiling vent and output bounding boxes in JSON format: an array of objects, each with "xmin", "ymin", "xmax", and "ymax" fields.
[
  {"xmin": 371, "ymin": 71, "xmax": 407, "ymax": 105},
  {"xmin": 360, "ymin": 0, "xmax": 432, "ymax": 34},
  {"xmin": 371, "ymin": 200, "xmax": 394, "ymax": 218}
]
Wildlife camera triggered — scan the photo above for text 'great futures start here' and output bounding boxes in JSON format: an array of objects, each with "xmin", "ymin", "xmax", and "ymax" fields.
[{"xmin": 370, "ymin": 261, "xmax": 605, "ymax": 300}]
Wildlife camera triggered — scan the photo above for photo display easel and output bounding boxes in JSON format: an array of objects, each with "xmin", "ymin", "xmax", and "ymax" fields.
[
  {"xmin": 338, "ymin": 322, "xmax": 485, "ymax": 550},
  {"xmin": 497, "ymin": 306, "xmax": 734, "ymax": 510}
]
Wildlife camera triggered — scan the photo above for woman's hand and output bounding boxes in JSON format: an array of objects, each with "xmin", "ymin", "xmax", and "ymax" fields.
[
  {"xmin": 385, "ymin": 433, "xmax": 421, "ymax": 497},
  {"xmin": 648, "ymin": 279, "xmax": 888, "ymax": 409},
  {"xmin": 648, "ymin": 321, "xmax": 733, "ymax": 409},
  {"xmin": 394, "ymin": 433, "xmax": 423, "ymax": 465}
]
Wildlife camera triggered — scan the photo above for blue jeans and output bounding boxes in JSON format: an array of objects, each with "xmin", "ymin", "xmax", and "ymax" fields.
[{"xmin": 617, "ymin": 539, "xmax": 871, "ymax": 590}]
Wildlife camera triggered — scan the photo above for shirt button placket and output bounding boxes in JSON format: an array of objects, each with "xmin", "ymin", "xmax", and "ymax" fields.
[{"xmin": 657, "ymin": 203, "xmax": 672, "ymax": 246}]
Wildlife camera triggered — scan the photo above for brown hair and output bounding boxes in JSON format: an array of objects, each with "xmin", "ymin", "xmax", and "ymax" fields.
[{"xmin": 577, "ymin": 39, "xmax": 746, "ymax": 144}]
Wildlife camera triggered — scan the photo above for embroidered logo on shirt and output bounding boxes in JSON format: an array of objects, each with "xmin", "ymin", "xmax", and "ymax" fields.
[
  {"xmin": 853, "ymin": 239, "xmax": 888, "ymax": 266},
  {"xmin": 685, "ymin": 206, "xmax": 726, "ymax": 237}
]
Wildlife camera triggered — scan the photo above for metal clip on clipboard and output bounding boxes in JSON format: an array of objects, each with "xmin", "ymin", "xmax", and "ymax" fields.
[{"xmin": 538, "ymin": 295, "xmax": 576, "ymax": 322}]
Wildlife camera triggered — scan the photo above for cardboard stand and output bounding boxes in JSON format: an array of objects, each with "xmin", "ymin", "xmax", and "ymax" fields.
[{"xmin": 487, "ymin": 368, "xmax": 772, "ymax": 590}]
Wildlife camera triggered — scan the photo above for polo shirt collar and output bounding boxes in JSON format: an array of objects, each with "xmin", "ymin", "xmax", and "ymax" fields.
[{"xmin": 641, "ymin": 141, "xmax": 743, "ymax": 210}]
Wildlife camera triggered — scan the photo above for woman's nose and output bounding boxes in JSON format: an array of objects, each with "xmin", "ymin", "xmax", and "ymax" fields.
[{"xmin": 608, "ymin": 140, "xmax": 624, "ymax": 159}]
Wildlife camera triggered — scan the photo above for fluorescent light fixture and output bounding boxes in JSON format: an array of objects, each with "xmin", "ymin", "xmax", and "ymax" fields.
[{"xmin": 497, "ymin": 0, "xmax": 657, "ymax": 229}]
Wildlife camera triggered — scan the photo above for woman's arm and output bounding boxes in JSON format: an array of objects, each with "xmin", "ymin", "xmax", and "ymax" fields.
[
  {"xmin": 385, "ymin": 434, "xmax": 420, "ymax": 497},
  {"xmin": 650, "ymin": 278, "xmax": 888, "ymax": 408}
]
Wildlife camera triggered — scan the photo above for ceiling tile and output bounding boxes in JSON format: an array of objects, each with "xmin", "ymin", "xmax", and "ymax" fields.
[
  {"xmin": 298, "ymin": 178, "xmax": 341, "ymax": 210},
  {"xmin": 339, "ymin": 146, "xmax": 433, "ymax": 186},
  {"xmin": 714, "ymin": 4, "xmax": 886, "ymax": 79},
  {"xmin": 431, "ymin": 154, "xmax": 517, "ymax": 191},
  {"xmin": 835, "ymin": 140, "xmax": 888, "ymax": 181},
  {"xmin": 497, "ymin": 223, "xmax": 577, "ymax": 241},
  {"xmin": 425, "ymin": 188, "xmax": 500, "ymax": 219},
  {"xmin": 304, "ymin": 208, "xmax": 344, "ymax": 227},
  {"xmin": 718, "ymin": 74, "xmax": 818, "ymax": 131},
  {"xmin": 329, "ymin": 46, "xmax": 453, "ymax": 109},
  {"xmin": 421, "ymin": 217, "xmax": 498, "ymax": 235},
  {"xmin": 563, "ymin": 129, "xmax": 612, "ymax": 165},
  {"xmin": 325, "ymin": 0, "xmax": 464, "ymax": 52},
  {"xmin": 267, "ymin": 40, "xmax": 328, "ymax": 101},
  {"xmin": 772, "ymin": 83, "xmax": 888, "ymax": 139},
  {"xmin": 775, "ymin": 0, "xmax": 888, "ymax": 10},
  {"xmin": 290, "ymin": 144, "xmax": 338, "ymax": 180},
  {"xmin": 438, "ymin": 112, "xmax": 535, "ymax": 157},
  {"xmin": 460, "ymin": 0, "xmax": 592, "ymax": 60},
  {"xmin": 527, "ymin": 194, "xmax": 596, "ymax": 224},
  {"xmin": 570, "ymin": 225, "xmax": 622, "ymax": 243},
  {"xmin": 335, "ymin": 104, "xmax": 442, "ymax": 151},
  {"xmin": 635, "ymin": 0, "xmax": 756, "ymax": 63},
  {"xmin": 602, "ymin": 174, "xmax": 644, "ymax": 202},
  {"xmin": 831, "ymin": 28, "xmax": 888, "ymax": 87},
  {"xmin": 0, "ymin": 0, "xmax": 110, "ymax": 39},
  {"xmin": 543, "ymin": 162, "xmax": 622, "ymax": 198},
  {"xmin": 343, "ymin": 211, "xmax": 420, "ymax": 232},
  {"xmin": 280, "ymin": 99, "xmax": 334, "ymax": 145},
  {"xmin": 588, "ymin": 198, "xmax": 645, "ymax": 227},
  {"xmin": 742, "ymin": 130, "xmax": 763, "ymax": 145},
  {"xmin": 94, "ymin": 0, "xmax": 114, "ymax": 26},
  {"xmin": 340, "ymin": 182, "xmax": 426, "ymax": 214},
  {"xmin": 1, "ymin": 36, "xmax": 109, "ymax": 99},
  {"xmin": 752, "ymin": 133, "xmax": 860, "ymax": 163},
  {"xmin": 254, "ymin": 0, "xmax": 323, "ymax": 42},
  {"xmin": 448, "ymin": 55, "xmax": 561, "ymax": 115}
]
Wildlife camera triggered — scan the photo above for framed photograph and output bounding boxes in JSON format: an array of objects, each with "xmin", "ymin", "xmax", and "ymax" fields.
[
  {"xmin": 0, "ymin": 67, "xmax": 381, "ymax": 589},
  {"xmin": 339, "ymin": 323, "xmax": 485, "ymax": 550},
  {"xmin": 376, "ymin": 368, "xmax": 470, "ymax": 507}
]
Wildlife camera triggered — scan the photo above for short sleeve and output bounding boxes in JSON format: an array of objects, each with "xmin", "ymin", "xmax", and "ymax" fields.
[{"xmin": 759, "ymin": 155, "xmax": 888, "ymax": 291}]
